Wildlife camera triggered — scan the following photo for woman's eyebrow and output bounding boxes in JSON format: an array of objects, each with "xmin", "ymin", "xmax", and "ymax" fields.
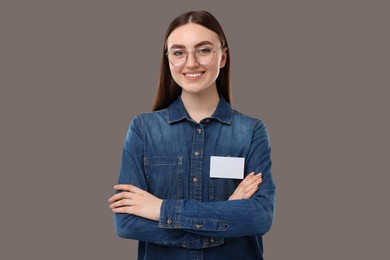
[{"xmin": 169, "ymin": 41, "xmax": 215, "ymax": 49}]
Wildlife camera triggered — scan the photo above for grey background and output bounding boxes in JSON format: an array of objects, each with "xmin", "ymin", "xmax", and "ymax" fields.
[{"xmin": 1, "ymin": 1, "xmax": 389, "ymax": 259}]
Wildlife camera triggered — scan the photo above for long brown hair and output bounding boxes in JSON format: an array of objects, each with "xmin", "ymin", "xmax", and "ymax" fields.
[{"xmin": 152, "ymin": 10, "xmax": 232, "ymax": 111}]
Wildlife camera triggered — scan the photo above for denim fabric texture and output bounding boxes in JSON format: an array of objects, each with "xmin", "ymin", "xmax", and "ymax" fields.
[{"xmin": 115, "ymin": 96, "xmax": 276, "ymax": 260}]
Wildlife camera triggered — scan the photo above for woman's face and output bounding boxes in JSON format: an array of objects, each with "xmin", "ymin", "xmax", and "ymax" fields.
[{"xmin": 166, "ymin": 23, "xmax": 227, "ymax": 96}]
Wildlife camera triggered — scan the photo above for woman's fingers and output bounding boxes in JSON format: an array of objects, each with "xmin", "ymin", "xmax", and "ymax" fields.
[
  {"xmin": 108, "ymin": 184, "xmax": 144, "ymax": 203},
  {"xmin": 108, "ymin": 190, "xmax": 139, "ymax": 214},
  {"xmin": 239, "ymin": 172, "xmax": 255, "ymax": 185},
  {"xmin": 108, "ymin": 191, "xmax": 135, "ymax": 206},
  {"xmin": 240, "ymin": 173, "xmax": 262, "ymax": 192},
  {"xmin": 108, "ymin": 191, "xmax": 130, "ymax": 203},
  {"xmin": 242, "ymin": 173, "xmax": 261, "ymax": 186},
  {"xmin": 242, "ymin": 177, "xmax": 262, "ymax": 199},
  {"xmin": 113, "ymin": 184, "xmax": 142, "ymax": 192},
  {"xmin": 229, "ymin": 172, "xmax": 262, "ymax": 200},
  {"xmin": 109, "ymin": 198, "xmax": 133, "ymax": 209},
  {"xmin": 111, "ymin": 206, "xmax": 132, "ymax": 214},
  {"xmin": 243, "ymin": 175, "xmax": 262, "ymax": 193}
]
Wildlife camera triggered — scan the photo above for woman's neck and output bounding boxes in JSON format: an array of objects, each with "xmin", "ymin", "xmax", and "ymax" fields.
[{"xmin": 181, "ymin": 87, "xmax": 220, "ymax": 123}]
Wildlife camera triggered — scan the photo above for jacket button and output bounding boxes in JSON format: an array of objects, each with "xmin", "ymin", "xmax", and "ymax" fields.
[
  {"xmin": 167, "ymin": 218, "xmax": 172, "ymax": 225},
  {"xmin": 210, "ymin": 237, "xmax": 215, "ymax": 243},
  {"xmin": 194, "ymin": 151, "xmax": 200, "ymax": 157},
  {"xmin": 195, "ymin": 224, "xmax": 202, "ymax": 229},
  {"xmin": 192, "ymin": 177, "xmax": 198, "ymax": 183},
  {"xmin": 196, "ymin": 128, "xmax": 202, "ymax": 134}
]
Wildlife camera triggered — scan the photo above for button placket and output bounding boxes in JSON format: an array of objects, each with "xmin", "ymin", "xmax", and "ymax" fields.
[{"xmin": 190, "ymin": 124, "xmax": 204, "ymax": 201}]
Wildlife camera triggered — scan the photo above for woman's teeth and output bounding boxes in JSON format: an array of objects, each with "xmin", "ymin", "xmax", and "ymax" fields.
[{"xmin": 185, "ymin": 73, "xmax": 202, "ymax": 78}]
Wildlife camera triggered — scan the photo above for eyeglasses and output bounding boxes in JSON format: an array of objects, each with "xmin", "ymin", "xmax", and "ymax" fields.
[{"xmin": 166, "ymin": 46, "xmax": 224, "ymax": 66}]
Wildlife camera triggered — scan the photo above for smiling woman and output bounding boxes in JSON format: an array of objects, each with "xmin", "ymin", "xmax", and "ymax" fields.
[
  {"xmin": 166, "ymin": 23, "xmax": 227, "ymax": 114},
  {"xmin": 108, "ymin": 10, "xmax": 275, "ymax": 260}
]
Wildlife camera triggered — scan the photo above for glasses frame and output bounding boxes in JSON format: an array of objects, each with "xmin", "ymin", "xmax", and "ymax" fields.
[{"xmin": 166, "ymin": 45, "xmax": 224, "ymax": 67}]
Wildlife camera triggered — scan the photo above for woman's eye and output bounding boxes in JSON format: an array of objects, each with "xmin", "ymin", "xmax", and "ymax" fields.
[
  {"xmin": 198, "ymin": 48, "xmax": 212, "ymax": 55},
  {"xmin": 172, "ymin": 50, "xmax": 185, "ymax": 56}
]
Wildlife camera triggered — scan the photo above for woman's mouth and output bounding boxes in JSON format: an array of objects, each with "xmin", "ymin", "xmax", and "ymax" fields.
[{"xmin": 183, "ymin": 72, "xmax": 205, "ymax": 80}]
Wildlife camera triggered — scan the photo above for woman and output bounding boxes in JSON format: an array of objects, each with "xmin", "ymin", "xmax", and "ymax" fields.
[{"xmin": 108, "ymin": 10, "xmax": 276, "ymax": 260}]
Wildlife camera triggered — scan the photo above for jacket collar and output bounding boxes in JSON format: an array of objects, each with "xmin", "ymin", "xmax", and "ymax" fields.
[{"xmin": 168, "ymin": 96, "xmax": 233, "ymax": 125}]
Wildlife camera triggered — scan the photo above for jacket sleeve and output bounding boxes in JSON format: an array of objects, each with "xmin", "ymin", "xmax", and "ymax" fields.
[
  {"xmin": 113, "ymin": 116, "xmax": 222, "ymax": 249},
  {"xmin": 159, "ymin": 120, "xmax": 276, "ymax": 237}
]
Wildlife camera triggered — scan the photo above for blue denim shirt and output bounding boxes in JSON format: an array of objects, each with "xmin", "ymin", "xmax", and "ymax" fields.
[{"xmin": 115, "ymin": 96, "xmax": 276, "ymax": 260}]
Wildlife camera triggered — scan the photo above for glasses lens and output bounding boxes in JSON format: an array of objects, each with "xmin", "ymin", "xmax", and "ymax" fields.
[
  {"xmin": 168, "ymin": 49, "xmax": 186, "ymax": 66},
  {"xmin": 195, "ymin": 48, "xmax": 213, "ymax": 65}
]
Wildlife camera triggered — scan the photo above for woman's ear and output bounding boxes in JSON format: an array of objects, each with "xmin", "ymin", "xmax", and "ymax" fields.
[{"xmin": 220, "ymin": 47, "xmax": 228, "ymax": 68}]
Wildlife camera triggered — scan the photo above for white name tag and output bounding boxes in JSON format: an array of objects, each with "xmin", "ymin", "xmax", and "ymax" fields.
[{"xmin": 210, "ymin": 156, "xmax": 245, "ymax": 179}]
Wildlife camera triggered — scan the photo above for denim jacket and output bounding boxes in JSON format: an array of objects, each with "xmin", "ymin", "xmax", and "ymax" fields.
[{"xmin": 115, "ymin": 96, "xmax": 276, "ymax": 260}]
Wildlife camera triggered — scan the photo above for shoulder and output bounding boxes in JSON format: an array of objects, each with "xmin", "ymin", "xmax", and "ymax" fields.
[
  {"xmin": 231, "ymin": 109, "xmax": 272, "ymax": 149},
  {"xmin": 127, "ymin": 108, "xmax": 170, "ymax": 133},
  {"xmin": 124, "ymin": 109, "xmax": 169, "ymax": 140},
  {"xmin": 231, "ymin": 109, "xmax": 266, "ymax": 129},
  {"xmin": 131, "ymin": 108, "xmax": 169, "ymax": 125}
]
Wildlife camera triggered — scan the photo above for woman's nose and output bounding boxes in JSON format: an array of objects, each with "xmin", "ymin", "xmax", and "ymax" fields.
[{"xmin": 185, "ymin": 51, "xmax": 199, "ymax": 67}]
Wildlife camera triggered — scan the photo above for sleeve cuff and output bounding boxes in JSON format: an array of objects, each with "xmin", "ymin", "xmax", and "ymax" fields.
[
  {"xmin": 159, "ymin": 199, "xmax": 183, "ymax": 229},
  {"xmin": 159, "ymin": 199, "xmax": 229, "ymax": 232}
]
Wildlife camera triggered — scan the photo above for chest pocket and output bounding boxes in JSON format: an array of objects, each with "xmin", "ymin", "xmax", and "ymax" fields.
[{"xmin": 144, "ymin": 156, "xmax": 184, "ymax": 199}]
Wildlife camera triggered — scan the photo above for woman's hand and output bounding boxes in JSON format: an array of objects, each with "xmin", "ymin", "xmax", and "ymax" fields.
[
  {"xmin": 108, "ymin": 184, "xmax": 163, "ymax": 221},
  {"xmin": 228, "ymin": 172, "xmax": 262, "ymax": 200}
]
